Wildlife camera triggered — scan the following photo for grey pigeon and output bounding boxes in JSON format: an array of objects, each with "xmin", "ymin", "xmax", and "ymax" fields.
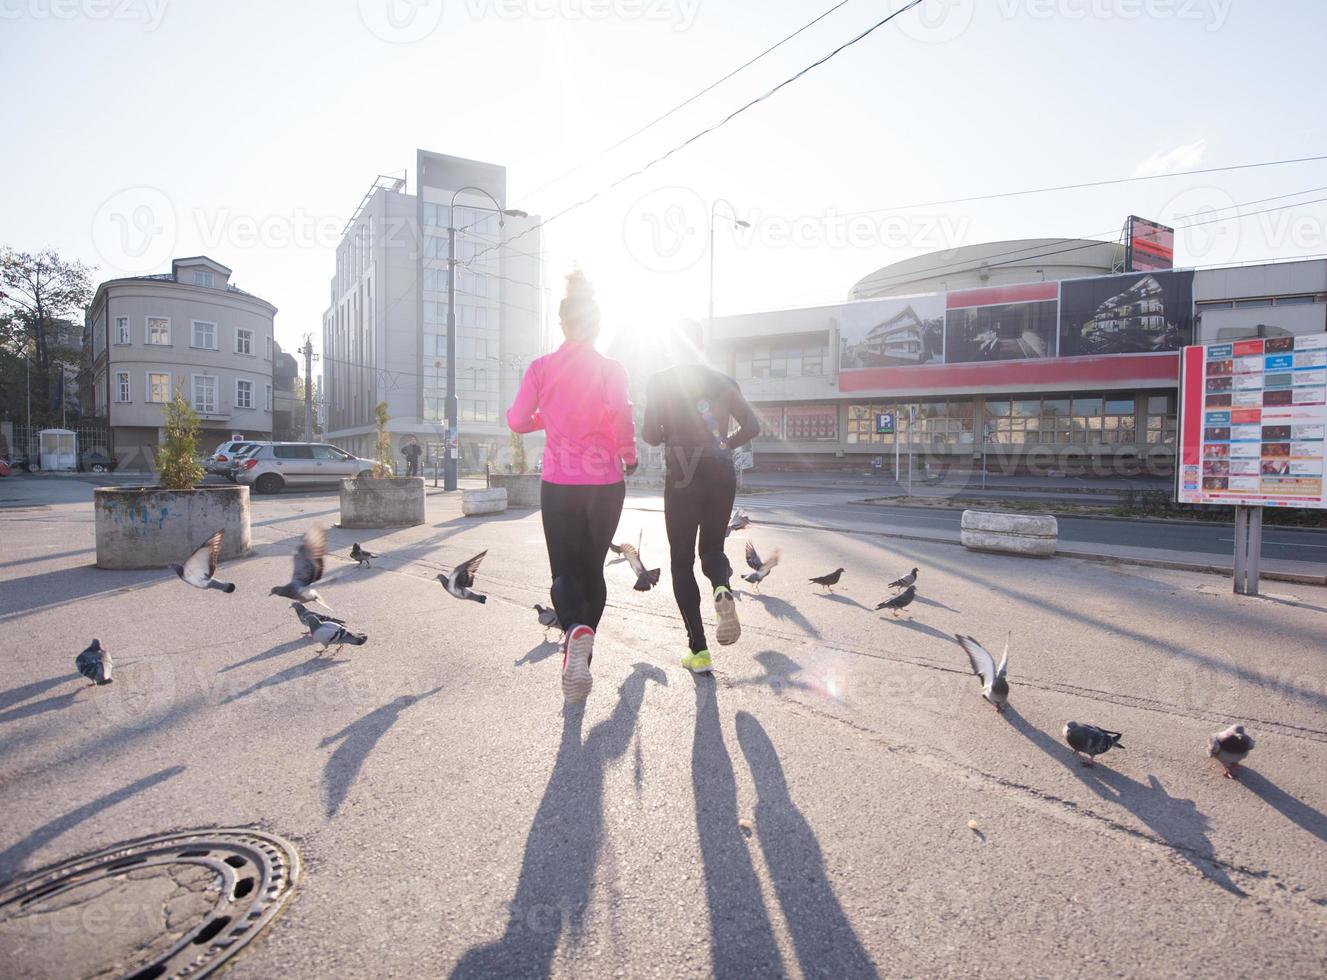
[
  {"xmin": 438, "ymin": 550, "xmax": 487, "ymax": 603},
  {"xmin": 888, "ymin": 567, "xmax": 919, "ymax": 591},
  {"xmin": 534, "ymin": 603, "xmax": 560, "ymax": 640},
  {"xmin": 875, "ymin": 584, "xmax": 915, "ymax": 616},
  {"xmin": 311, "ymin": 619, "xmax": 367, "ymax": 654},
  {"xmin": 1063, "ymin": 721, "xmax": 1124, "ymax": 767},
  {"xmin": 726, "ymin": 509, "xmax": 751, "ymax": 538},
  {"xmin": 350, "ymin": 543, "xmax": 375, "ymax": 568},
  {"xmin": 76, "ymin": 638, "xmax": 113, "ymax": 685},
  {"xmin": 619, "ymin": 541, "xmax": 660, "ymax": 592},
  {"xmin": 291, "ymin": 602, "xmax": 345, "ymax": 636},
  {"xmin": 810, "ymin": 567, "xmax": 845, "ymax": 592},
  {"xmin": 270, "ymin": 527, "xmax": 330, "ymax": 610},
  {"xmin": 742, "ymin": 540, "xmax": 780, "ymax": 591},
  {"xmin": 171, "ymin": 530, "xmax": 235, "ymax": 593},
  {"xmin": 1208, "ymin": 724, "xmax": 1254, "ymax": 778},
  {"xmin": 956, "ymin": 633, "xmax": 1009, "ymax": 711}
]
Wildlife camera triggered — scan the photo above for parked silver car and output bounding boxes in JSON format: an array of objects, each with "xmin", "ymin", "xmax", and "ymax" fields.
[
  {"xmin": 226, "ymin": 441, "xmax": 272, "ymax": 481},
  {"xmin": 235, "ymin": 442, "xmax": 376, "ymax": 494},
  {"xmin": 205, "ymin": 440, "xmax": 259, "ymax": 478}
]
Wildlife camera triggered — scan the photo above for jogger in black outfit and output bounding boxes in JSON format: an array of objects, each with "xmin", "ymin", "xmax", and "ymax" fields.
[{"xmin": 642, "ymin": 320, "xmax": 760, "ymax": 673}]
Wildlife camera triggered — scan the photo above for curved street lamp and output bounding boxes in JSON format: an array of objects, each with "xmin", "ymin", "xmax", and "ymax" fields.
[{"xmin": 708, "ymin": 198, "xmax": 751, "ymax": 334}]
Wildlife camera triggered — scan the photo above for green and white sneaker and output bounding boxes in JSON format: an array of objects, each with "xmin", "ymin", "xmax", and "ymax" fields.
[
  {"xmin": 714, "ymin": 586, "xmax": 741, "ymax": 646},
  {"xmin": 681, "ymin": 649, "xmax": 712, "ymax": 674}
]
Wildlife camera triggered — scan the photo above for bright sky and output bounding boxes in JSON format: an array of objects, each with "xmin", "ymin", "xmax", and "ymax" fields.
[{"xmin": 5, "ymin": 0, "xmax": 1327, "ymax": 370}]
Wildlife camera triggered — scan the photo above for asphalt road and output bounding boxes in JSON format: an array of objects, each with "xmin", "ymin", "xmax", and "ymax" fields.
[{"xmin": 1, "ymin": 483, "xmax": 1325, "ymax": 978}]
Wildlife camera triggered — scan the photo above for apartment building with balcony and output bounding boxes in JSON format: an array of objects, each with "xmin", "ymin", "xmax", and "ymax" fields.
[{"xmin": 86, "ymin": 256, "xmax": 277, "ymax": 469}]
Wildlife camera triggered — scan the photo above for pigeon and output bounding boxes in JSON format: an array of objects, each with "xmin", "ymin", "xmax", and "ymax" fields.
[
  {"xmin": 618, "ymin": 542, "xmax": 660, "ymax": 592},
  {"xmin": 76, "ymin": 638, "xmax": 113, "ymax": 685},
  {"xmin": 291, "ymin": 602, "xmax": 345, "ymax": 635},
  {"xmin": 888, "ymin": 567, "xmax": 919, "ymax": 591},
  {"xmin": 438, "ymin": 550, "xmax": 487, "ymax": 603},
  {"xmin": 608, "ymin": 529, "xmax": 642, "ymax": 560},
  {"xmin": 810, "ymin": 567, "xmax": 845, "ymax": 592},
  {"xmin": 726, "ymin": 509, "xmax": 752, "ymax": 537},
  {"xmin": 1063, "ymin": 721, "xmax": 1124, "ymax": 767},
  {"xmin": 270, "ymin": 527, "xmax": 330, "ymax": 610},
  {"xmin": 1208, "ymin": 724, "xmax": 1255, "ymax": 778},
  {"xmin": 350, "ymin": 543, "xmax": 375, "ymax": 568},
  {"xmin": 171, "ymin": 530, "xmax": 235, "ymax": 593},
  {"xmin": 742, "ymin": 540, "xmax": 780, "ymax": 591},
  {"xmin": 534, "ymin": 603, "xmax": 561, "ymax": 640},
  {"xmin": 290, "ymin": 602, "xmax": 364, "ymax": 652},
  {"xmin": 955, "ymin": 633, "xmax": 1009, "ymax": 711},
  {"xmin": 875, "ymin": 584, "xmax": 916, "ymax": 617}
]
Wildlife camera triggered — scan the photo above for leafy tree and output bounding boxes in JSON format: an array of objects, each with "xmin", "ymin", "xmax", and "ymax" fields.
[
  {"xmin": 156, "ymin": 386, "xmax": 205, "ymax": 489},
  {"xmin": 509, "ymin": 430, "xmax": 528, "ymax": 473},
  {"xmin": 0, "ymin": 247, "xmax": 94, "ymax": 425},
  {"xmin": 372, "ymin": 401, "xmax": 393, "ymax": 477}
]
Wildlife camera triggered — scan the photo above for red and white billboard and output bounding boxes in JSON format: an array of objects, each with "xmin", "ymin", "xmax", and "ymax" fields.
[
  {"xmin": 1126, "ymin": 216, "xmax": 1175, "ymax": 273},
  {"xmin": 1177, "ymin": 335, "xmax": 1327, "ymax": 509}
]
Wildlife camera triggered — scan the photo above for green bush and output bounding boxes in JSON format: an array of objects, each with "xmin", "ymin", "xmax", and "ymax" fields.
[
  {"xmin": 156, "ymin": 387, "xmax": 205, "ymax": 490},
  {"xmin": 372, "ymin": 401, "xmax": 393, "ymax": 478}
]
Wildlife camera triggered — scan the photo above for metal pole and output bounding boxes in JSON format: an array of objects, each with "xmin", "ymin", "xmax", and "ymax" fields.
[
  {"xmin": 444, "ymin": 221, "xmax": 458, "ymax": 491},
  {"xmin": 894, "ymin": 426, "xmax": 899, "ymax": 487},
  {"xmin": 1232, "ymin": 504, "xmax": 1249, "ymax": 594},
  {"xmin": 1246, "ymin": 505, "xmax": 1263, "ymax": 596},
  {"xmin": 301, "ymin": 337, "xmax": 313, "ymax": 441},
  {"xmin": 707, "ymin": 213, "xmax": 716, "ymax": 331}
]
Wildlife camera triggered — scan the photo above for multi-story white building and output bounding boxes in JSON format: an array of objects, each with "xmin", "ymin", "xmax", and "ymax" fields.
[
  {"xmin": 86, "ymin": 256, "xmax": 277, "ymax": 470},
  {"xmin": 322, "ymin": 151, "xmax": 543, "ymax": 469}
]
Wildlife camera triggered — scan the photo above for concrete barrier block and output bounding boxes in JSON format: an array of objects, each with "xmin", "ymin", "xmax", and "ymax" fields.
[
  {"xmin": 960, "ymin": 509, "xmax": 1057, "ymax": 557},
  {"xmin": 95, "ymin": 485, "xmax": 251, "ymax": 569},
  {"xmin": 463, "ymin": 487, "xmax": 508, "ymax": 516},
  {"xmin": 339, "ymin": 477, "xmax": 425, "ymax": 528}
]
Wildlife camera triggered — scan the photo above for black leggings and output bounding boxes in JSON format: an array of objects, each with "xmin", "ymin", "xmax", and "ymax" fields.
[
  {"xmin": 664, "ymin": 456, "xmax": 736, "ymax": 653},
  {"xmin": 541, "ymin": 480, "xmax": 626, "ymax": 632}
]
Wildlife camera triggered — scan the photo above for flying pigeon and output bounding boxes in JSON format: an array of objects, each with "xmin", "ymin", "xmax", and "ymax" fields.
[
  {"xmin": 726, "ymin": 509, "xmax": 752, "ymax": 537},
  {"xmin": 608, "ymin": 529, "xmax": 642, "ymax": 560},
  {"xmin": 618, "ymin": 541, "xmax": 660, "ymax": 592},
  {"xmin": 888, "ymin": 567, "xmax": 919, "ymax": 591},
  {"xmin": 875, "ymin": 584, "xmax": 915, "ymax": 617},
  {"xmin": 438, "ymin": 550, "xmax": 487, "ymax": 603},
  {"xmin": 534, "ymin": 603, "xmax": 560, "ymax": 640},
  {"xmin": 171, "ymin": 530, "xmax": 235, "ymax": 593},
  {"xmin": 1063, "ymin": 721, "xmax": 1124, "ymax": 767},
  {"xmin": 270, "ymin": 527, "xmax": 330, "ymax": 610},
  {"xmin": 1208, "ymin": 724, "xmax": 1255, "ymax": 778},
  {"xmin": 76, "ymin": 638, "xmax": 113, "ymax": 685},
  {"xmin": 350, "ymin": 543, "xmax": 375, "ymax": 568},
  {"xmin": 955, "ymin": 633, "xmax": 1009, "ymax": 711},
  {"xmin": 810, "ymin": 567, "xmax": 845, "ymax": 592},
  {"xmin": 291, "ymin": 602, "xmax": 345, "ymax": 636},
  {"xmin": 742, "ymin": 540, "xmax": 780, "ymax": 591}
]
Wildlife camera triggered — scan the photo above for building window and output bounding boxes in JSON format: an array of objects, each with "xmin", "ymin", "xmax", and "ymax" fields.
[
  {"xmin": 265, "ymin": 383, "xmax": 273, "ymax": 411},
  {"xmin": 985, "ymin": 393, "xmax": 1140, "ymax": 446},
  {"xmin": 1145, "ymin": 393, "xmax": 1177, "ymax": 445},
  {"xmin": 115, "ymin": 316, "xmax": 130, "ymax": 345},
  {"xmin": 146, "ymin": 317, "xmax": 171, "ymax": 345},
  {"xmin": 192, "ymin": 269, "xmax": 214, "ymax": 287},
  {"xmin": 236, "ymin": 328, "xmax": 254, "ymax": 355},
  {"xmin": 265, "ymin": 336, "xmax": 272, "ymax": 360},
  {"xmin": 192, "ymin": 375, "xmax": 217, "ymax": 414},
  {"xmin": 146, "ymin": 372, "xmax": 170, "ymax": 403},
  {"xmin": 235, "ymin": 379, "xmax": 253, "ymax": 409},
  {"xmin": 783, "ymin": 404, "xmax": 838, "ymax": 441},
  {"xmin": 191, "ymin": 320, "xmax": 217, "ymax": 349},
  {"xmin": 752, "ymin": 405, "xmax": 784, "ymax": 441},
  {"xmin": 115, "ymin": 371, "xmax": 131, "ymax": 403}
]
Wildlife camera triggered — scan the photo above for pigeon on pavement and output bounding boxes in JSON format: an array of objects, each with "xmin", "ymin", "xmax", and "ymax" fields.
[
  {"xmin": 810, "ymin": 567, "xmax": 845, "ymax": 592},
  {"xmin": 439, "ymin": 550, "xmax": 487, "ymax": 603},
  {"xmin": 888, "ymin": 567, "xmax": 919, "ymax": 591},
  {"xmin": 350, "ymin": 543, "xmax": 375, "ymax": 568},
  {"xmin": 619, "ymin": 542, "xmax": 660, "ymax": 592},
  {"xmin": 76, "ymin": 639, "xmax": 113, "ymax": 685},
  {"xmin": 1063, "ymin": 721, "xmax": 1124, "ymax": 766},
  {"xmin": 534, "ymin": 603, "xmax": 560, "ymax": 640},
  {"xmin": 270, "ymin": 527, "xmax": 330, "ymax": 610},
  {"xmin": 742, "ymin": 541, "xmax": 780, "ymax": 591},
  {"xmin": 1208, "ymin": 724, "xmax": 1255, "ymax": 778},
  {"xmin": 171, "ymin": 530, "xmax": 235, "ymax": 593},
  {"xmin": 291, "ymin": 602, "xmax": 365, "ymax": 652},
  {"xmin": 291, "ymin": 602, "xmax": 345, "ymax": 635},
  {"xmin": 875, "ymin": 584, "xmax": 915, "ymax": 616},
  {"xmin": 955, "ymin": 633, "xmax": 1009, "ymax": 711},
  {"xmin": 726, "ymin": 509, "xmax": 752, "ymax": 537}
]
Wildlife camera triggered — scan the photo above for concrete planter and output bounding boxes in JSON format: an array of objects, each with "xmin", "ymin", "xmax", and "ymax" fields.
[
  {"xmin": 960, "ymin": 510, "xmax": 1058, "ymax": 557},
  {"xmin": 338, "ymin": 476, "xmax": 425, "ymax": 528},
  {"xmin": 463, "ymin": 487, "xmax": 508, "ymax": 516},
  {"xmin": 95, "ymin": 485, "xmax": 251, "ymax": 570},
  {"xmin": 487, "ymin": 472, "xmax": 542, "ymax": 508}
]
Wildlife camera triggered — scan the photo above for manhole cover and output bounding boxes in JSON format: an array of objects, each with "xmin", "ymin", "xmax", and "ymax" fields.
[{"xmin": 0, "ymin": 828, "xmax": 299, "ymax": 979}]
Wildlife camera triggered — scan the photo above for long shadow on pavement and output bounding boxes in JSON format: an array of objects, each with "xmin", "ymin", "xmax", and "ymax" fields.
[
  {"xmin": 219, "ymin": 637, "xmax": 310, "ymax": 673},
  {"xmin": 815, "ymin": 592, "xmax": 872, "ymax": 612},
  {"xmin": 741, "ymin": 593, "xmax": 821, "ymax": 640},
  {"xmin": 691, "ymin": 677, "xmax": 784, "ymax": 978},
  {"xmin": 0, "ymin": 691, "xmax": 80, "ymax": 725},
  {"xmin": 221, "ymin": 656, "xmax": 346, "ymax": 705},
  {"xmin": 1003, "ymin": 705, "xmax": 1244, "ymax": 895},
  {"xmin": 0, "ymin": 673, "xmax": 80, "ymax": 712},
  {"xmin": 320, "ymin": 687, "xmax": 443, "ymax": 817},
  {"xmin": 886, "ymin": 619, "xmax": 953, "ymax": 643},
  {"xmin": 515, "ymin": 640, "xmax": 560, "ymax": 667},
  {"xmin": 450, "ymin": 664, "xmax": 665, "ymax": 979},
  {"xmin": 1237, "ymin": 769, "xmax": 1327, "ymax": 844},
  {"xmin": 0, "ymin": 765, "xmax": 186, "ymax": 877},
  {"xmin": 734, "ymin": 711, "xmax": 879, "ymax": 978}
]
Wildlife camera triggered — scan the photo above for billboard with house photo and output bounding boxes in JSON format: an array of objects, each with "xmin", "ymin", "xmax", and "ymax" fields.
[{"xmin": 838, "ymin": 294, "xmax": 944, "ymax": 370}]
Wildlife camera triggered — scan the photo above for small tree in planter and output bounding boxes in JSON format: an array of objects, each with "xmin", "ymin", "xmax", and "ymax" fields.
[
  {"xmin": 340, "ymin": 400, "xmax": 425, "ymax": 528},
  {"xmin": 509, "ymin": 430, "xmax": 528, "ymax": 474},
  {"xmin": 372, "ymin": 401, "xmax": 393, "ymax": 478},
  {"xmin": 156, "ymin": 387, "xmax": 205, "ymax": 489}
]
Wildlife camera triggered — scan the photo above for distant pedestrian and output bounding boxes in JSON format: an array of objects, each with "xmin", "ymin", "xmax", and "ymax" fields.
[
  {"xmin": 507, "ymin": 269, "xmax": 637, "ymax": 704},
  {"xmin": 402, "ymin": 441, "xmax": 421, "ymax": 477}
]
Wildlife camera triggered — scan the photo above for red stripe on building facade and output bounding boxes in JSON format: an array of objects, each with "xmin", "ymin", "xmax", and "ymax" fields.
[
  {"xmin": 945, "ymin": 281, "xmax": 1060, "ymax": 310},
  {"xmin": 837, "ymin": 352, "xmax": 1180, "ymax": 394}
]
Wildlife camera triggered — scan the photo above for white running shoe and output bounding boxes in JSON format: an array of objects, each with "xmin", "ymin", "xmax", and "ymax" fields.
[
  {"xmin": 562, "ymin": 625, "xmax": 594, "ymax": 703},
  {"xmin": 714, "ymin": 587, "xmax": 741, "ymax": 646}
]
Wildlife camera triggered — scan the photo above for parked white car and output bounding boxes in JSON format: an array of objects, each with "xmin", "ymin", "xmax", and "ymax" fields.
[
  {"xmin": 235, "ymin": 442, "xmax": 376, "ymax": 494},
  {"xmin": 205, "ymin": 440, "xmax": 259, "ymax": 478}
]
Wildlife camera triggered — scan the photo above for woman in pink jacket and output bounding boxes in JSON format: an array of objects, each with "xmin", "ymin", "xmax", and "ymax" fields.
[{"xmin": 507, "ymin": 270, "xmax": 637, "ymax": 703}]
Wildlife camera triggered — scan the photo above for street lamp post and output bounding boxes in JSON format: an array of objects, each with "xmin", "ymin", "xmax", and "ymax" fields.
[
  {"xmin": 707, "ymin": 198, "xmax": 751, "ymax": 341},
  {"xmin": 444, "ymin": 186, "xmax": 527, "ymax": 491}
]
